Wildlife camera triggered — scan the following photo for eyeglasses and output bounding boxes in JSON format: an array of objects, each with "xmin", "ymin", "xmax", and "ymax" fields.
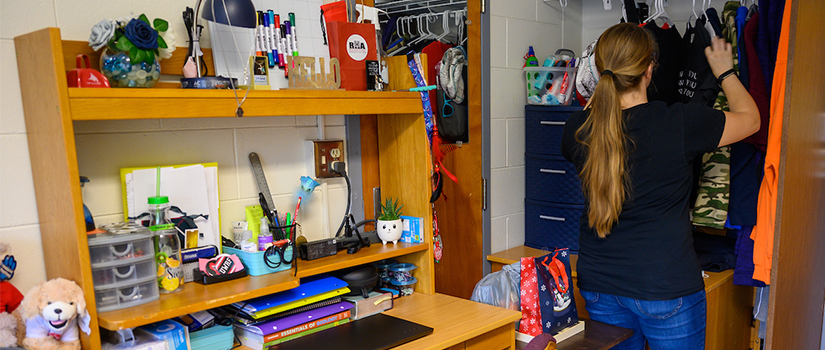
[{"xmin": 441, "ymin": 93, "xmax": 454, "ymax": 119}]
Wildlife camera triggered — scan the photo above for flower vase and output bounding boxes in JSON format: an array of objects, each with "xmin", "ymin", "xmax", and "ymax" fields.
[{"xmin": 100, "ymin": 48, "xmax": 161, "ymax": 88}]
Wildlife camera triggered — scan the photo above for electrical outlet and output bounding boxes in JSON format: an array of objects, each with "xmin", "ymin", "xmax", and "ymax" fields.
[{"xmin": 308, "ymin": 140, "xmax": 345, "ymax": 178}]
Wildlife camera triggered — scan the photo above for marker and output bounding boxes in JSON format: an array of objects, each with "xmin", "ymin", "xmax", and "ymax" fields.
[
  {"xmin": 289, "ymin": 13, "xmax": 299, "ymax": 56},
  {"xmin": 262, "ymin": 11, "xmax": 275, "ymax": 67},
  {"xmin": 281, "ymin": 23, "xmax": 289, "ymax": 76},
  {"xmin": 283, "ymin": 22, "xmax": 293, "ymax": 77},
  {"xmin": 255, "ymin": 12, "xmax": 264, "ymax": 57},
  {"xmin": 267, "ymin": 10, "xmax": 279, "ymax": 66},
  {"xmin": 274, "ymin": 14, "xmax": 285, "ymax": 68}
]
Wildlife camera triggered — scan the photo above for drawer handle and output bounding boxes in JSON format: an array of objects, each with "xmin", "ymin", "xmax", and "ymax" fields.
[
  {"xmin": 540, "ymin": 169, "xmax": 566, "ymax": 174},
  {"xmin": 113, "ymin": 265, "xmax": 136, "ymax": 279},
  {"xmin": 539, "ymin": 215, "xmax": 565, "ymax": 222},
  {"xmin": 110, "ymin": 243, "xmax": 133, "ymax": 257},
  {"xmin": 540, "ymin": 121, "xmax": 566, "ymax": 126},
  {"xmin": 117, "ymin": 286, "xmax": 139, "ymax": 301}
]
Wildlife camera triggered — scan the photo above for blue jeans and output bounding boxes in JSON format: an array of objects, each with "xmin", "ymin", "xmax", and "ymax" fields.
[{"xmin": 580, "ymin": 289, "xmax": 706, "ymax": 350}]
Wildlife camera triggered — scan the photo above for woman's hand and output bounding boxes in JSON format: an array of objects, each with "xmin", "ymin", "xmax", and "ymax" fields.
[{"xmin": 704, "ymin": 37, "xmax": 734, "ymax": 78}]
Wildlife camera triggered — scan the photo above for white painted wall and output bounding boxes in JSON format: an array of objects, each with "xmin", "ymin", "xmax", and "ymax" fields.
[
  {"xmin": 0, "ymin": 0, "xmax": 347, "ymax": 295},
  {"xmin": 488, "ymin": 0, "xmax": 582, "ymax": 254}
]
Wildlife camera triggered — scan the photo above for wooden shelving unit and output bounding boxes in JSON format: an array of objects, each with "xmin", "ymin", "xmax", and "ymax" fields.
[
  {"xmin": 97, "ymin": 271, "xmax": 298, "ymax": 330},
  {"xmin": 14, "ymin": 28, "xmax": 434, "ymax": 348}
]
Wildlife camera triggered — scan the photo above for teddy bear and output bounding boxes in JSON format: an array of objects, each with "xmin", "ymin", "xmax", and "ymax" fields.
[
  {"xmin": 17, "ymin": 278, "xmax": 91, "ymax": 350},
  {"xmin": 0, "ymin": 242, "xmax": 23, "ymax": 348}
]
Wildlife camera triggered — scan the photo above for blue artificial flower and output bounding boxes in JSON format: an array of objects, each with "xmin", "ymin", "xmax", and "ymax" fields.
[{"xmin": 124, "ymin": 18, "xmax": 158, "ymax": 50}]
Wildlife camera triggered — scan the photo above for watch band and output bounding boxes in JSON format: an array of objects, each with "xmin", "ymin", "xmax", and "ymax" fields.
[{"xmin": 717, "ymin": 69, "xmax": 737, "ymax": 86}]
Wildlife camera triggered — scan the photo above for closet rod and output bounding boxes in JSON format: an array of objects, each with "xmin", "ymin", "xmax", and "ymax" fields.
[{"xmin": 376, "ymin": 0, "xmax": 467, "ymax": 16}]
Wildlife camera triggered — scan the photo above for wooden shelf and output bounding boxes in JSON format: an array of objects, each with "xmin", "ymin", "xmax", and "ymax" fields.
[
  {"xmin": 296, "ymin": 242, "xmax": 428, "ymax": 278},
  {"xmin": 67, "ymin": 88, "xmax": 422, "ymax": 120},
  {"xmin": 97, "ymin": 271, "xmax": 298, "ymax": 330},
  {"xmin": 15, "ymin": 28, "xmax": 434, "ymax": 348}
]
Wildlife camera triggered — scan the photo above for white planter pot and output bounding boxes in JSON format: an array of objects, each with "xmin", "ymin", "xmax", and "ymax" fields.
[{"xmin": 376, "ymin": 219, "xmax": 403, "ymax": 245}]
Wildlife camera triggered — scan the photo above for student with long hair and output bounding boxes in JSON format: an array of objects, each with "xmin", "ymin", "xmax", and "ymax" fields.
[{"xmin": 561, "ymin": 23, "xmax": 758, "ymax": 349}]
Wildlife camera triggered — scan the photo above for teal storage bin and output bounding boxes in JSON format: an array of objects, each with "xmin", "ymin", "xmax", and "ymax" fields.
[
  {"xmin": 190, "ymin": 325, "xmax": 233, "ymax": 350},
  {"xmin": 223, "ymin": 246, "xmax": 293, "ymax": 276}
]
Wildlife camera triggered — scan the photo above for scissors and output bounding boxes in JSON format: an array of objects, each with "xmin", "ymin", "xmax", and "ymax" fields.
[{"xmin": 258, "ymin": 193, "xmax": 277, "ymax": 229}]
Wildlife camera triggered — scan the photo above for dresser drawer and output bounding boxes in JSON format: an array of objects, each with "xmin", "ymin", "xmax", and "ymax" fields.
[
  {"xmin": 525, "ymin": 153, "xmax": 584, "ymax": 204},
  {"xmin": 525, "ymin": 199, "xmax": 583, "ymax": 253},
  {"xmin": 525, "ymin": 105, "xmax": 581, "ymax": 156}
]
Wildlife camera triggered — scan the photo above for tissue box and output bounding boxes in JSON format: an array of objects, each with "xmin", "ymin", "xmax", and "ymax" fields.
[
  {"xmin": 400, "ymin": 216, "xmax": 423, "ymax": 243},
  {"xmin": 135, "ymin": 320, "xmax": 188, "ymax": 350}
]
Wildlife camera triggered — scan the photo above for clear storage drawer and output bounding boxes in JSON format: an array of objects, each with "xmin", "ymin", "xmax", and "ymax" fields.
[{"xmin": 94, "ymin": 276, "xmax": 159, "ymax": 312}]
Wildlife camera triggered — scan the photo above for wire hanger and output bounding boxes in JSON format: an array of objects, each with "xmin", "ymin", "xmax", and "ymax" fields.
[{"xmin": 435, "ymin": 10, "xmax": 452, "ymax": 43}]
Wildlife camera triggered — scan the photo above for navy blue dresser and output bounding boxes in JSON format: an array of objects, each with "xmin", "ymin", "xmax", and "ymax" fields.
[{"xmin": 524, "ymin": 105, "xmax": 584, "ymax": 253}]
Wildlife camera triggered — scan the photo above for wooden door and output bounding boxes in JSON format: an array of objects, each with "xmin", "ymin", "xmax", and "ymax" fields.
[
  {"xmin": 432, "ymin": 0, "xmax": 485, "ymax": 299},
  {"xmin": 360, "ymin": 1, "xmax": 486, "ymax": 299},
  {"xmin": 765, "ymin": 0, "xmax": 825, "ymax": 349}
]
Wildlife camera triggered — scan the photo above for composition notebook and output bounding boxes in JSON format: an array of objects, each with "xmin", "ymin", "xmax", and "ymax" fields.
[{"xmin": 273, "ymin": 313, "xmax": 433, "ymax": 350}]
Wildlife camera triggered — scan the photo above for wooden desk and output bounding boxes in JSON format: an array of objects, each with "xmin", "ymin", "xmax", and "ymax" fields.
[
  {"xmin": 516, "ymin": 320, "xmax": 633, "ymax": 350},
  {"xmin": 236, "ymin": 293, "xmax": 521, "ymax": 350},
  {"xmin": 386, "ymin": 293, "xmax": 522, "ymax": 350},
  {"xmin": 488, "ymin": 246, "xmax": 754, "ymax": 350}
]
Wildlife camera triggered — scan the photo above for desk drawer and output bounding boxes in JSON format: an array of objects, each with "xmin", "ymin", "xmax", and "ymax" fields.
[
  {"xmin": 525, "ymin": 199, "xmax": 583, "ymax": 253},
  {"xmin": 525, "ymin": 105, "xmax": 581, "ymax": 156},
  {"xmin": 525, "ymin": 153, "xmax": 584, "ymax": 204}
]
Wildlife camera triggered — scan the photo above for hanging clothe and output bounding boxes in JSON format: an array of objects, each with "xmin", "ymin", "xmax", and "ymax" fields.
[
  {"xmin": 691, "ymin": 1, "xmax": 742, "ymax": 229},
  {"xmin": 757, "ymin": 0, "xmax": 786, "ymax": 96},
  {"xmin": 752, "ymin": 0, "xmax": 792, "ymax": 285},
  {"xmin": 742, "ymin": 11, "xmax": 770, "ymax": 152},
  {"xmin": 676, "ymin": 17, "xmax": 718, "ymax": 106},
  {"xmin": 735, "ymin": 6, "xmax": 750, "ymax": 90},
  {"xmin": 728, "ymin": 142, "xmax": 760, "ymax": 227},
  {"xmin": 644, "ymin": 21, "xmax": 681, "ymax": 105},
  {"xmin": 705, "ymin": 7, "xmax": 724, "ymax": 37}
]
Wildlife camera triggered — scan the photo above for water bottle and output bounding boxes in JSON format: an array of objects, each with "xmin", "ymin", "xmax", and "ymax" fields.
[{"xmin": 148, "ymin": 195, "xmax": 183, "ymax": 293}]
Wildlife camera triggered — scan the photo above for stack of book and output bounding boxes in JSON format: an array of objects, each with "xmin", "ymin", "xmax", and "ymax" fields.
[{"xmin": 225, "ymin": 275, "xmax": 353, "ymax": 349}]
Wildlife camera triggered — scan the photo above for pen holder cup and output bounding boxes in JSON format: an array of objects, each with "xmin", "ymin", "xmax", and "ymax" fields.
[{"xmin": 523, "ymin": 67, "xmax": 577, "ymax": 106}]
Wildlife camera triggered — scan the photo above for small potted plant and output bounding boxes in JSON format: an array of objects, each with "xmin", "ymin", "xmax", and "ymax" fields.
[{"xmin": 376, "ymin": 197, "xmax": 404, "ymax": 245}]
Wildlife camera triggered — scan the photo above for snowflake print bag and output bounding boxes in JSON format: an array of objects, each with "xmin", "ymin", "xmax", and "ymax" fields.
[{"xmin": 520, "ymin": 248, "xmax": 578, "ymax": 336}]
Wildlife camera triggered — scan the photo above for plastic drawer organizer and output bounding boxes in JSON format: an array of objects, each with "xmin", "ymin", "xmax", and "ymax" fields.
[
  {"xmin": 88, "ymin": 223, "xmax": 160, "ymax": 312},
  {"xmin": 524, "ymin": 105, "xmax": 585, "ymax": 253}
]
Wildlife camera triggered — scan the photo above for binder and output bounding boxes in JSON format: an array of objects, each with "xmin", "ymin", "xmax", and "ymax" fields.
[{"xmin": 232, "ymin": 275, "xmax": 349, "ymax": 319}]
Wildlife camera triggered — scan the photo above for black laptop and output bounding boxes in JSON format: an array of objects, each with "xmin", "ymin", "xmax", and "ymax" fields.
[{"xmin": 272, "ymin": 313, "xmax": 434, "ymax": 349}]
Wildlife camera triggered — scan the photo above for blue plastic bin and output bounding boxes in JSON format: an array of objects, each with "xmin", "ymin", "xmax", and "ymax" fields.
[
  {"xmin": 190, "ymin": 325, "xmax": 234, "ymax": 350},
  {"xmin": 223, "ymin": 246, "xmax": 293, "ymax": 276}
]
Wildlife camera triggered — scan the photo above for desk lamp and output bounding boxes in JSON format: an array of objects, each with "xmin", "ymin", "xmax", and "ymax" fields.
[{"xmin": 182, "ymin": 0, "xmax": 257, "ymax": 114}]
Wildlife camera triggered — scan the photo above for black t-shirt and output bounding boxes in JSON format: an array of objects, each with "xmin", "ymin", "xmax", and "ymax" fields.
[
  {"xmin": 644, "ymin": 22, "xmax": 681, "ymax": 105},
  {"xmin": 561, "ymin": 101, "xmax": 726, "ymax": 300}
]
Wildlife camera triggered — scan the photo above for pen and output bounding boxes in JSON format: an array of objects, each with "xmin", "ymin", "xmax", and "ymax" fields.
[
  {"xmin": 262, "ymin": 11, "xmax": 275, "ymax": 67},
  {"xmin": 267, "ymin": 10, "xmax": 279, "ymax": 66},
  {"xmin": 289, "ymin": 13, "xmax": 298, "ymax": 56}
]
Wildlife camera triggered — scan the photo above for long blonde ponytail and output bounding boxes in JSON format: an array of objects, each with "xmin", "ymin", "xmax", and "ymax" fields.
[{"xmin": 576, "ymin": 23, "xmax": 656, "ymax": 238}]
